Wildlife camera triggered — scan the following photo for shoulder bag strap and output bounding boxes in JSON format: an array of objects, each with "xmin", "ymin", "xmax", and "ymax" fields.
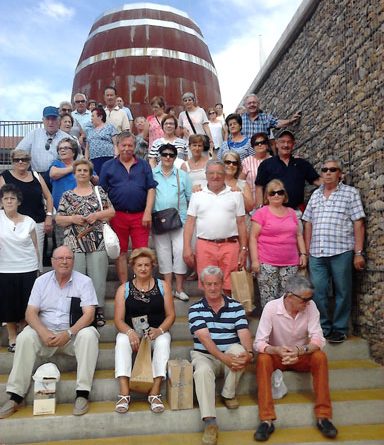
[
  {"xmin": 94, "ymin": 186, "xmax": 104, "ymax": 211},
  {"xmin": 176, "ymin": 169, "xmax": 180, "ymax": 211},
  {"xmin": 185, "ymin": 111, "xmax": 196, "ymax": 134}
]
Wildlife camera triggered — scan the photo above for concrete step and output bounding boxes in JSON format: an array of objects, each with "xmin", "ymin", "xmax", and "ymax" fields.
[
  {"xmin": 1, "ymin": 391, "xmax": 383, "ymax": 444},
  {"xmin": 26, "ymin": 424, "xmax": 384, "ymax": 445},
  {"xmin": 0, "ymin": 336, "xmax": 373, "ymax": 375},
  {"xmin": 1, "ymin": 358, "xmax": 382, "ymax": 405}
]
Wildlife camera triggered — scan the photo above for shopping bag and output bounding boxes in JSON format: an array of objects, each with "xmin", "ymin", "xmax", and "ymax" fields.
[
  {"xmin": 130, "ymin": 337, "xmax": 154, "ymax": 393},
  {"xmin": 230, "ymin": 268, "xmax": 254, "ymax": 312}
]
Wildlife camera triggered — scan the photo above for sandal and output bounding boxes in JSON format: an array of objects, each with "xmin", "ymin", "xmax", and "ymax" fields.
[
  {"xmin": 95, "ymin": 310, "xmax": 105, "ymax": 327},
  {"xmin": 7, "ymin": 343, "xmax": 16, "ymax": 353},
  {"xmin": 115, "ymin": 395, "xmax": 130, "ymax": 413},
  {"xmin": 148, "ymin": 394, "xmax": 164, "ymax": 413}
]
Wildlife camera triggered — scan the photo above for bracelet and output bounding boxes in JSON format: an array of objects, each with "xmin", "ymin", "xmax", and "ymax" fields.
[
  {"xmin": 299, "ymin": 253, "xmax": 307, "ymax": 256},
  {"xmin": 159, "ymin": 327, "xmax": 164, "ymax": 334},
  {"xmin": 295, "ymin": 345, "xmax": 301, "ymax": 356},
  {"xmin": 241, "ymin": 246, "xmax": 248, "ymax": 251},
  {"xmin": 126, "ymin": 328, "xmax": 134, "ymax": 336},
  {"xmin": 354, "ymin": 250, "xmax": 363, "ymax": 256},
  {"xmin": 46, "ymin": 212, "xmax": 53, "ymax": 217}
]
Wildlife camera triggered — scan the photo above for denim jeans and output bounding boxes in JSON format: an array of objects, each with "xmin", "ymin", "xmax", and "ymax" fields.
[{"xmin": 309, "ymin": 251, "xmax": 353, "ymax": 335}]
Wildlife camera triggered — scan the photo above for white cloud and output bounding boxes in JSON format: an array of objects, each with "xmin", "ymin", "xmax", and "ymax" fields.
[
  {"xmin": 38, "ymin": 0, "xmax": 74, "ymax": 20},
  {"xmin": 211, "ymin": 0, "xmax": 302, "ymax": 113}
]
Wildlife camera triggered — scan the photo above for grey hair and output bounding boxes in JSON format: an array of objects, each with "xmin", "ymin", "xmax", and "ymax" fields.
[
  {"xmin": 284, "ymin": 274, "xmax": 314, "ymax": 295},
  {"xmin": 182, "ymin": 91, "xmax": 195, "ymax": 101},
  {"xmin": 200, "ymin": 266, "xmax": 224, "ymax": 283},
  {"xmin": 322, "ymin": 157, "xmax": 343, "ymax": 171},
  {"xmin": 116, "ymin": 130, "xmax": 136, "ymax": 145},
  {"xmin": 205, "ymin": 159, "xmax": 225, "ymax": 174},
  {"xmin": 244, "ymin": 93, "xmax": 259, "ymax": 105},
  {"xmin": 59, "ymin": 101, "xmax": 72, "ymax": 110},
  {"xmin": 73, "ymin": 92, "xmax": 87, "ymax": 101}
]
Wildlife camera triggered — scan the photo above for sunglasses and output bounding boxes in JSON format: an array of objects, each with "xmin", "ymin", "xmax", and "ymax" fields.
[
  {"xmin": 45, "ymin": 137, "xmax": 53, "ymax": 150},
  {"xmin": 321, "ymin": 167, "xmax": 339, "ymax": 173},
  {"xmin": 254, "ymin": 140, "xmax": 268, "ymax": 146},
  {"xmin": 75, "ymin": 100, "xmax": 86, "ymax": 104},
  {"xmin": 61, "ymin": 108, "xmax": 71, "ymax": 112},
  {"xmin": 161, "ymin": 152, "xmax": 176, "ymax": 158},
  {"xmin": 13, "ymin": 158, "xmax": 30, "ymax": 163},
  {"xmin": 58, "ymin": 146, "xmax": 73, "ymax": 151},
  {"xmin": 208, "ymin": 112, "xmax": 216, "ymax": 115},
  {"xmin": 224, "ymin": 160, "xmax": 239, "ymax": 166},
  {"xmin": 268, "ymin": 189, "xmax": 285, "ymax": 196},
  {"xmin": 290, "ymin": 292, "xmax": 313, "ymax": 302}
]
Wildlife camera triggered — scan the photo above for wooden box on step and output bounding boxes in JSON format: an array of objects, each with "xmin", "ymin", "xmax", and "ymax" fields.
[{"xmin": 167, "ymin": 359, "xmax": 193, "ymax": 410}]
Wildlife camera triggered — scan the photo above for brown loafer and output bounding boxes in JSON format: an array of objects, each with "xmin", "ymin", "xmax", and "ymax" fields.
[
  {"xmin": 202, "ymin": 424, "xmax": 218, "ymax": 445},
  {"xmin": 0, "ymin": 399, "xmax": 24, "ymax": 419},
  {"xmin": 221, "ymin": 396, "xmax": 239, "ymax": 409}
]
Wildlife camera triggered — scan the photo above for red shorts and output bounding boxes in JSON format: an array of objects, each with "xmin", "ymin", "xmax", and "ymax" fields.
[
  {"xmin": 110, "ymin": 211, "xmax": 149, "ymax": 253},
  {"xmin": 195, "ymin": 238, "xmax": 239, "ymax": 290}
]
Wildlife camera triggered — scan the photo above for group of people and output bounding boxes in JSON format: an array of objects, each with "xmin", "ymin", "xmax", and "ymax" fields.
[{"xmin": 0, "ymin": 91, "xmax": 366, "ymax": 445}]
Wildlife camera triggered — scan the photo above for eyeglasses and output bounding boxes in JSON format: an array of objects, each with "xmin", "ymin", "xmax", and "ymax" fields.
[
  {"xmin": 58, "ymin": 146, "xmax": 72, "ymax": 151},
  {"xmin": 13, "ymin": 158, "xmax": 30, "ymax": 163},
  {"xmin": 45, "ymin": 137, "xmax": 53, "ymax": 151},
  {"xmin": 289, "ymin": 292, "xmax": 313, "ymax": 302},
  {"xmin": 208, "ymin": 112, "xmax": 216, "ymax": 115},
  {"xmin": 75, "ymin": 100, "xmax": 86, "ymax": 104},
  {"xmin": 160, "ymin": 152, "xmax": 176, "ymax": 158},
  {"xmin": 268, "ymin": 189, "xmax": 285, "ymax": 196},
  {"xmin": 224, "ymin": 160, "xmax": 239, "ymax": 166},
  {"xmin": 254, "ymin": 140, "xmax": 268, "ymax": 146},
  {"xmin": 61, "ymin": 108, "xmax": 71, "ymax": 113},
  {"xmin": 321, "ymin": 167, "xmax": 339, "ymax": 173},
  {"xmin": 52, "ymin": 256, "xmax": 74, "ymax": 261}
]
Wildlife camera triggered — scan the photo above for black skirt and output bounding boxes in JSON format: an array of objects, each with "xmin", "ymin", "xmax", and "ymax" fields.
[{"xmin": 0, "ymin": 271, "xmax": 38, "ymax": 322}]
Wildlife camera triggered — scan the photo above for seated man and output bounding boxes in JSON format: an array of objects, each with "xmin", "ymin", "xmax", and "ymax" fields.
[
  {"xmin": 0, "ymin": 245, "xmax": 99, "ymax": 419},
  {"xmin": 254, "ymin": 275, "xmax": 337, "ymax": 441},
  {"xmin": 189, "ymin": 266, "xmax": 253, "ymax": 445}
]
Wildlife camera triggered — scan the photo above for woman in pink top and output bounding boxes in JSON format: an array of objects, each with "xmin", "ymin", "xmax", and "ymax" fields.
[
  {"xmin": 144, "ymin": 96, "xmax": 167, "ymax": 149},
  {"xmin": 249, "ymin": 179, "xmax": 307, "ymax": 308},
  {"xmin": 240, "ymin": 132, "xmax": 271, "ymax": 204}
]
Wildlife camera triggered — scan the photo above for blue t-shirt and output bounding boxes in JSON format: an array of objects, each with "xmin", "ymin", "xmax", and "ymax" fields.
[{"xmin": 49, "ymin": 160, "xmax": 76, "ymax": 209}]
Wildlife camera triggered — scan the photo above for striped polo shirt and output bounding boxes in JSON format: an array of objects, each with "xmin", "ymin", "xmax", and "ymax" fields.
[{"xmin": 188, "ymin": 296, "xmax": 248, "ymax": 353}]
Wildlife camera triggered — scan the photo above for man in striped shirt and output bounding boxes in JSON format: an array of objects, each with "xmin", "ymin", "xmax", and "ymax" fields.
[{"xmin": 188, "ymin": 266, "xmax": 253, "ymax": 445}]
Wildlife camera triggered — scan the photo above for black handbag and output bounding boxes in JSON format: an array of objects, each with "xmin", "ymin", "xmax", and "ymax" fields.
[{"xmin": 152, "ymin": 170, "xmax": 182, "ymax": 234}]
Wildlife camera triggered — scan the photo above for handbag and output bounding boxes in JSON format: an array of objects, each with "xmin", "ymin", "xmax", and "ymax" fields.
[
  {"xmin": 230, "ymin": 268, "xmax": 254, "ymax": 313},
  {"xmin": 94, "ymin": 186, "xmax": 120, "ymax": 259},
  {"xmin": 130, "ymin": 337, "xmax": 154, "ymax": 393},
  {"xmin": 152, "ymin": 170, "xmax": 182, "ymax": 234}
]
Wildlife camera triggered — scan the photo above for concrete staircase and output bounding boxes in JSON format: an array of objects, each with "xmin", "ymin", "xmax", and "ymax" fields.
[{"xmin": 0, "ymin": 264, "xmax": 383, "ymax": 444}]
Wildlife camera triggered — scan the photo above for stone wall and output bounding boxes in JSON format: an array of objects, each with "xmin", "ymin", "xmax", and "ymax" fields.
[{"xmin": 245, "ymin": 0, "xmax": 384, "ymax": 362}]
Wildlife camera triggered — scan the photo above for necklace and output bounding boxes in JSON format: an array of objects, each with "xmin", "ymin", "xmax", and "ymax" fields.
[{"xmin": 134, "ymin": 278, "xmax": 152, "ymax": 299}]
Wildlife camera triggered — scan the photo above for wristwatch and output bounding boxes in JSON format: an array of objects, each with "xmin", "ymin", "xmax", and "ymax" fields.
[
  {"xmin": 67, "ymin": 329, "xmax": 73, "ymax": 338},
  {"xmin": 46, "ymin": 212, "xmax": 53, "ymax": 216}
]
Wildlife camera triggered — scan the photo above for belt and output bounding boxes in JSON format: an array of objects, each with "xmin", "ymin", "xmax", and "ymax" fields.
[{"xmin": 198, "ymin": 236, "xmax": 239, "ymax": 243}]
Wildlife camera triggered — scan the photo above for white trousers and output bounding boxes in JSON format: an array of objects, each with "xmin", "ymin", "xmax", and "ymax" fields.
[
  {"xmin": 115, "ymin": 332, "xmax": 171, "ymax": 379},
  {"xmin": 191, "ymin": 343, "xmax": 246, "ymax": 419},
  {"xmin": 152, "ymin": 228, "xmax": 187, "ymax": 275},
  {"xmin": 7, "ymin": 325, "xmax": 100, "ymax": 397}
]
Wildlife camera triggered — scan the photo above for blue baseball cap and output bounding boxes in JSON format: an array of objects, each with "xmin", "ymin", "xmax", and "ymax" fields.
[{"xmin": 43, "ymin": 106, "xmax": 59, "ymax": 118}]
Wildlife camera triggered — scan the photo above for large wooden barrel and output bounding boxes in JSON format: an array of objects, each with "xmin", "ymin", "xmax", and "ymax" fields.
[{"xmin": 71, "ymin": 3, "xmax": 222, "ymax": 117}]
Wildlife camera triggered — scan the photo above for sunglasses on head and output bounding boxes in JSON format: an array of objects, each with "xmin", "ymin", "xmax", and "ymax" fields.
[
  {"xmin": 45, "ymin": 137, "xmax": 53, "ymax": 151},
  {"xmin": 161, "ymin": 152, "xmax": 176, "ymax": 158},
  {"xmin": 268, "ymin": 189, "xmax": 285, "ymax": 196},
  {"xmin": 321, "ymin": 167, "xmax": 339, "ymax": 173},
  {"xmin": 224, "ymin": 160, "xmax": 239, "ymax": 166},
  {"xmin": 254, "ymin": 140, "xmax": 268, "ymax": 146}
]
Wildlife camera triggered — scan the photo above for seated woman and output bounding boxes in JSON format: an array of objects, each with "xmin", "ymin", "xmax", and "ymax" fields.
[
  {"xmin": 56, "ymin": 159, "xmax": 115, "ymax": 326},
  {"xmin": 114, "ymin": 248, "xmax": 176, "ymax": 414},
  {"xmin": 249, "ymin": 179, "xmax": 307, "ymax": 308}
]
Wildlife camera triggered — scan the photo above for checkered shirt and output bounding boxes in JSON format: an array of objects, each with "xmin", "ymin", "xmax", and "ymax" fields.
[
  {"xmin": 302, "ymin": 183, "xmax": 365, "ymax": 257},
  {"xmin": 241, "ymin": 112, "xmax": 278, "ymax": 138}
]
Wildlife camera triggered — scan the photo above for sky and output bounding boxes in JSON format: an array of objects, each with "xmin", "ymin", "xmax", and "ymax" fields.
[{"xmin": 0, "ymin": 0, "xmax": 302, "ymax": 121}]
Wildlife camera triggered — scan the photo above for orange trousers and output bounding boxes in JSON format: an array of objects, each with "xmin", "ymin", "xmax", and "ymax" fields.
[{"xmin": 256, "ymin": 350, "xmax": 332, "ymax": 420}]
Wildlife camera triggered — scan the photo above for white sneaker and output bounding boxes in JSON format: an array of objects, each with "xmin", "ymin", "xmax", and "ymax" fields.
[
  {"xmin": 174, "ymin": 290, "xmax": 189, "ymax": 301},
  {"xmin": 271, "ymin": 369, "xmax": 288, "ymax": 399}
]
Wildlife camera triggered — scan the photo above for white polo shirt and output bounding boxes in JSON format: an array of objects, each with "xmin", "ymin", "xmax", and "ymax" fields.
[{"xmin": 187, "ymin": 185, "xmax": 245, "ymax": 239}]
